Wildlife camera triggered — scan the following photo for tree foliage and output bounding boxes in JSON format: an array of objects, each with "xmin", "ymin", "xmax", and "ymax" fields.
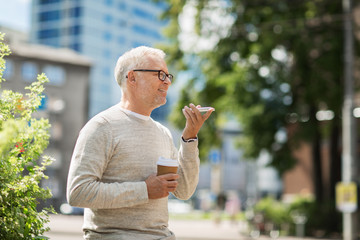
[
  {"xmin": 160, "ymin": 0, "xmax": 359, "ymax": 202},
  {"xmin": 0, "ymin": 33, "xmax": 55, "ymax": 239}
]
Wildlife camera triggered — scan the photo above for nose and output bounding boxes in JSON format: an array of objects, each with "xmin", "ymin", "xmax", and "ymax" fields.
[{"xmin": 163, "ymin": 76, "xmax": 172, "ymax": 85}]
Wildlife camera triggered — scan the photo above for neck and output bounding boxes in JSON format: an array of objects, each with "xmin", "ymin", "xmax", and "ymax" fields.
[{"xmin": 119, "ymin": 99, "xmax": 152, "ymax": 116}]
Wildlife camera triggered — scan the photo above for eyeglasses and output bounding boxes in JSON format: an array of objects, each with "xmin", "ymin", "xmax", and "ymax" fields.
[{"xmin": 128, "ymin": 69, "xmax": 173, "ymax": 82}]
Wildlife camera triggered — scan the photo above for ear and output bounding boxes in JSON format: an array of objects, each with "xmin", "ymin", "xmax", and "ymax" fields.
[{"xmin": 127, "ymin": 71, "xmax": 136, "ymax": 85}]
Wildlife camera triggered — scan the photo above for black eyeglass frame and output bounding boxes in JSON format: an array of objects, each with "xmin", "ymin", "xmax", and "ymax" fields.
[{"xmin": 127, "ymin": 69, "xmax": 173, "ymax": 82}]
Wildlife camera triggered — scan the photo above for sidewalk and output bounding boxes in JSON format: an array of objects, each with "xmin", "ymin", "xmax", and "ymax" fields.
[
  {"xmin": 169, "ymin": 219, "xmax": 239, "ymax": 240},
  {"xmin": 47, "ymin": 215, "xmax": 242, "ymax": 239},
  {"xmin": 45, "ymin": 214, "xmax": 341, "ymax": 240}
]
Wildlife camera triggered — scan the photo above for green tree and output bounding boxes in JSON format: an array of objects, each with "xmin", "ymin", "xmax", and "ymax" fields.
[
  {"xmin": 160, "ymin": 0, "xmax": 358, "ymax": 205},
  {"xmin": 0, "ymin": 33, "xmax": 55, "ymax": 239}
]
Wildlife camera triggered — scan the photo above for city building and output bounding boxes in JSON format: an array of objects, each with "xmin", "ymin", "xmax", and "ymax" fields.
[
  {"xmin": 1, "ymin": 29, "xmax": 91, "ymax": 211},
  {"xmin": 30, "ymin": 0, "xmax": 169, "ymax": 119}
]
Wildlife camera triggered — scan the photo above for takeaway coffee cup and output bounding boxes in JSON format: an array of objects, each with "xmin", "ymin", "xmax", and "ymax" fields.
[{"xmin": 156, "ymin": 157, "xmax": 179, "ymax": 176}]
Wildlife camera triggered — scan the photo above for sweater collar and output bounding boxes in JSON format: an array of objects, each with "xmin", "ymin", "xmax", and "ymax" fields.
[{"xmin": 117, "ymin": 105, "xmax": 151, "ymax": 121}]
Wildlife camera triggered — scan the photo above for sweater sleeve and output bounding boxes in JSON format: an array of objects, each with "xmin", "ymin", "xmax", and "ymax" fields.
[
  {"xmin": 173, "ymin": 139, "xmax": 200, "ymax": 200},
  {"xmin": 66, "ymin": 118, "xmax": 148, "ymax": 209}
]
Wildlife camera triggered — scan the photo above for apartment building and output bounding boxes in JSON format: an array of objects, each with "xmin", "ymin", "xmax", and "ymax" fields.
[
  {"xmin": 1, "ymin": 29, "xmax": 91, "ymax": 210},
  {"xmin": 30, "ymin": 0, "xmax": 169, "ymax": 119}
]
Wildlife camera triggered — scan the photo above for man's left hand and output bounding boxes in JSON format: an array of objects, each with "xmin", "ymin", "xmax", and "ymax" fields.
[{"xmin": 182, "ymin": 103, "xmax": 214, "ymax": 140}]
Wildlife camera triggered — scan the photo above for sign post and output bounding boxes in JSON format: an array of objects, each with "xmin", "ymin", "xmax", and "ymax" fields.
[
  {"xmin": 209, "ymin": 149, "xmax": 222, "ymax": 195},
  {"xmin": 341, "ymin": 0, "xmax": 357, "ymax": 239},
  {"xmin": 336, "ymin": 182, "xmax": 358, "ymax": 213}
]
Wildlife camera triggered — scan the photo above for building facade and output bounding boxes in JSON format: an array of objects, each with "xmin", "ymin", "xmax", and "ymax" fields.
[
  {"xmin": 30, "ymin": 0, "xmax": 168, "ymax": 118},
  {"xmin": 2, "ymin": 30, "xmax": 91, "ymax": 211}
]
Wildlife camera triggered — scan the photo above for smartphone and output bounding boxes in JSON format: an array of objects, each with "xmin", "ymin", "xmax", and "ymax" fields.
[{"xmin": 197, "ymin": 107, "xmax": 215, "ymax": 114}]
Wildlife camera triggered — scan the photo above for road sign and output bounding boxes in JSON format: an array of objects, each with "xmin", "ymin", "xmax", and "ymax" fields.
[
  {"xmin": 209, "ymin": 149, "xmax": 221, "ymax": 165},
  {"xmin": 336, "ymin": 182, "xmax": 357, "ymax": 213}
]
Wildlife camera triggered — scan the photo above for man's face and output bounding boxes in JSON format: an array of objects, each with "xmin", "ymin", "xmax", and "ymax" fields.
[{"xmin": 134, "ymin": 56, "xmax": 171, "ymax": 110}]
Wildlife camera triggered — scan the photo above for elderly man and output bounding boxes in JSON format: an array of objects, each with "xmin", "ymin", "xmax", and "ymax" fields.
[{"xmin": 67, "ymin": 46, "xmax": 214, "ymax": 240}]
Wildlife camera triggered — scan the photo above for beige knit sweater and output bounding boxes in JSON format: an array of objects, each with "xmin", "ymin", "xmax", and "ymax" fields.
[{"xmin": 66, "ymin": 104, "xmax": 200, "ymax": 240}]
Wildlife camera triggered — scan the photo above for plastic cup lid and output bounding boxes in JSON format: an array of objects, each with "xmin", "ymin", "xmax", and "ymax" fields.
[{"xmin": 157, "ymin": 156, "xmax": 179, "ymax": 167}]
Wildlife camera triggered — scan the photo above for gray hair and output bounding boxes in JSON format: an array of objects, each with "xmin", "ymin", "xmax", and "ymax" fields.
[{"xmin": 114, "ymin": 46, "xmax": 166, "ymax": 88}]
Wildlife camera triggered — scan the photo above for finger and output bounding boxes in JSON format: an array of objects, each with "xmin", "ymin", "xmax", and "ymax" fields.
[
  {"xmin": 160, "ymin": 173, "xmax": 179, "ymax": 181},
  {"xmin": 183, "ymin": 109, "xmax": 194, "ymax": 125},
  {"xmin": 168, "ymin": 186, "xmax": 178, "ymax": 192},
  {"xmin": 167, "ymin": 181, "xmax": 178, "ymax": 188},
  {"xmin": 189, "ymin": 104, "xmax": 201, "ymax": 121},
  {"xmin": 202, "ymin": 109, "xmax": 214, "ymax": 120},
  {"xmin": 167, "ymin": 181, "xmax": 178, "ymax": 192},
  {"xmin": 183, "ymin": 106, "xmax": 196, "ymax": 124}
]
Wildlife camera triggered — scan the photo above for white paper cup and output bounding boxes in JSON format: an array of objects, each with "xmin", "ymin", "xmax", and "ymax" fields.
[{"xmin": 156, "ymin": 157, "xmax": 179, "ymax": 176}]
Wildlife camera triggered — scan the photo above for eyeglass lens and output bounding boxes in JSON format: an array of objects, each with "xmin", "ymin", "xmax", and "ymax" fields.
[{"xmin": 159, "ymin": 70, "xmax": 173, "ymax": 82}]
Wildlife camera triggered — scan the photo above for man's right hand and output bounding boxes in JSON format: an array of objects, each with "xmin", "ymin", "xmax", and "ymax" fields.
[{"xmin": 145, "ymin": 174, "xmax": 179, "ymax": 199}]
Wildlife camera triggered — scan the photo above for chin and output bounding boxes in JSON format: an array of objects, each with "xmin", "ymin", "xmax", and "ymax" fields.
[{"xmin": 154, "ymin": 99, "xmax": 167, "ymax": 109}]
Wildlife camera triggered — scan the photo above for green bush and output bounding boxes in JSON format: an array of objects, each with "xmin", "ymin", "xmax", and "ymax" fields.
[
  {"xmin": 247, "ymin": 195, "xmax": 341, "ymax": 237},
  {"xmin": 0, "ymin": 32, "xmax": 55, "ymax": 239},
  {"xmin": 254, "ymin": 197, "xmax": 291, "ymax": 226},
  {"xmin": 289, "ymin": 196, "xmax": 341, "ymax": 237}
]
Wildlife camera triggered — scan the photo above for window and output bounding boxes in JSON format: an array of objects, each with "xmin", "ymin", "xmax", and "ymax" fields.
[
  {"xmin": 22, "ymin": 62, "xmax": 38, "ymax": 82},
  {"xmin": 38, "ymin": 94, "xmax": 48, "ymax": 110},
  {"xmin": 43, "ymin": 65, "xmax": 65, "ymax": 86},
  {"xmin": 132, "ymin": 7, "xmax": 155, "ymax": 21},
  {"xmin": 68, "ymin": 25, "xmax": 81, "ymax": 35},
  {"xmin": 38, "ymin": 29, "xmax": 60, "ymax": 39},
  {"xmin": 40, "ymin": 0, "xmax": 60, "ymax": 4},
  {"xmin": 132, "ymin": 25, "xmax": 161, "ymax": 39},
  {"xmin": 70, "ymin": 43, "xmax": 81, "ymax": 52},
  {"xmin": 3, "ymin": 59, "xmax": 14, "ymax": 79},
  {"xmin": 117, "ymin": 36, "xmax": 126, "ymax": 45},
  {"xmin": 118, "ymin": 2, "xmax": 126, "ymax": 10},
  {"xmin": 40, "ymin": 38, "xmax": 60, "ymax": 47},
  {"xmin": 155, "ymin": 1, "xmax": 168, "ymax": 9},
  {"xmin": 104, "ymin": 14, "xmax": 113, "ymax": 24},
  {"xmin": 103, "ymin": 31, "xmax": 112, "ymax": 41},
  {"xmin": 135, "ymin": 0, "xmax": 167, "ymax": 9},
  {"xmin": 69, "ymin": 7, "xmax": 82, "ymax": 18},
  {"xmin": 105, "ymin": 0, "xmax": 113, "ymax": 6},
  {"xmin": 39, "ymin": 10, "xmax": 61, "ymax": 21}
]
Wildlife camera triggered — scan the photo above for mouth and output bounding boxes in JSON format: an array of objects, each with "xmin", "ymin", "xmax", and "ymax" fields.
[{"xmin": 158, "ymin": 89, "xmax": 167, "ymax": 94}]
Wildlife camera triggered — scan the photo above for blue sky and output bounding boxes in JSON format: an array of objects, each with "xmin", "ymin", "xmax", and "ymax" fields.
[{"xmin": 0, "ymin": 0, "xmax": 31, "ymax": 32}]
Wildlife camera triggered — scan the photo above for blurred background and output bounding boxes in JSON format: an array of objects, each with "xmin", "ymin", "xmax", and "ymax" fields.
[{"xmin": 0, "ymin": 0, "xmax": 359, "ymax": 239}]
